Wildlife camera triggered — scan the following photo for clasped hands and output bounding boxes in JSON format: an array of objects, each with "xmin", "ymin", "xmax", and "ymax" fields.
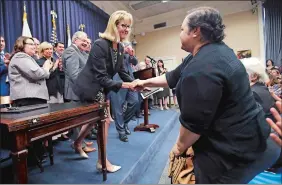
[{"xmin": 124, "ymin": 79, "xmax": 150, "ymax": 92}]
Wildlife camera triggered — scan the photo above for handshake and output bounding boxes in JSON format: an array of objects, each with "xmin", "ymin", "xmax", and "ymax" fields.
[{"xmin": 123, "ymin": 79, "xmax": 150, "ymax": 92}]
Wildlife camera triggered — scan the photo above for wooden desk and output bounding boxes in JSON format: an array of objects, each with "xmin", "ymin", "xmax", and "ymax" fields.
[{"xmin": 0, "ymin": 102, "xmax": 107, "ymax": 183}]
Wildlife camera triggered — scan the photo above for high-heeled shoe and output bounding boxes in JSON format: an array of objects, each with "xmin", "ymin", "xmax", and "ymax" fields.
[
  {"xmin": 84, "ymin": 141, "xmax": 93, "ymax": 147},
  {"xmin": 71, "ymin": 143, "xmax": 89, "ymax": 159},
  {"xmin": 96, "ymin": 162, "xmax": 121, "ymax": 173},
  {"xmin": 83, "ymin": 146, "xmax": 96, "ymax": 153}
]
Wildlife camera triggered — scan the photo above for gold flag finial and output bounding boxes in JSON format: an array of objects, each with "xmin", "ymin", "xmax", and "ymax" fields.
[
  {"xmin": 79, "ymin": 24, "xmax": 85, "ymax": 32},
  {"xmin": 23, "ymin": 1, "xmax": 26, "ymax": 12},
  {"xmin": 67, "ymin": 24, "xmax": 70, "ymax": 32},
  {"xmin": 23, "ymin": 1, "xmax": 27, "ymax": 21},
  {"xmin": 50, "ymin": 10, "xmax": 57, "ymax": 29}
]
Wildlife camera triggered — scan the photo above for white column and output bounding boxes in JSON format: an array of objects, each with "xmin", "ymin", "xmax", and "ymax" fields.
[{"xmin": 257, "ymin": 1, "xmax": 266, "ymax": 64}]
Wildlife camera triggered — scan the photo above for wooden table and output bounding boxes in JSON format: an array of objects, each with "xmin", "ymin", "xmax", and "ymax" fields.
[{"xmin": 0, "ymin": 102, "xmax": 107, "ymax": 183}]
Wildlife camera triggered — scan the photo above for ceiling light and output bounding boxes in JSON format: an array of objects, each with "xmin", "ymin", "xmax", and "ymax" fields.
[{"xmin": 162, "ymin": 1, "xmax": 168, "ymax": 3}]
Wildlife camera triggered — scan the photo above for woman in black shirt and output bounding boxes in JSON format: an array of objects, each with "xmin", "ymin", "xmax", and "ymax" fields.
[{"xmin": 135, "ymin": 7, "xmax": 280, "ymax": 183}]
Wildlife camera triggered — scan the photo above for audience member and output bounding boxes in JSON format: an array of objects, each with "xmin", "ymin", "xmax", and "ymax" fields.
[
  {"xmin": 0, "ymin": 36, "xmax": 10, "ymax": 107},
  {"xmin": 241, "ymin": 57, "xmax": 276, "ymax": 120},
  {"xmin": 37, "ymin": 42, "xmax": 64, "ymax": 103},
  {"xmin": 267, "ymin": 101, "xmax": 282, "ymax": 147},
  {"xmin": 53, "ymin": 41, "xmax": 65, "ymax": 61},
  {"xmin": 156, "ymin": 59, "xmax": 170, "ymax": 110},
  {"xmin": 110, "ymin": 43, "xmax": 139, "ymax": 142},
  {"xmin": 32, "ymin": 37, "xmax": 40, "ymax": 60},
  {"xmin": 9, "ymin": 36, "xmax": 51, "ymax": 106}
]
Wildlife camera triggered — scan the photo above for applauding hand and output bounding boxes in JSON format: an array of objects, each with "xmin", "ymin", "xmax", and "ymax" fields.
[
  {"xmin": 43, "ymin": 60, "xmax": 53, "ymax": 72},
  {"xmin": 267, "ymin": 101, "xmax": 282, "ymax": 147}
]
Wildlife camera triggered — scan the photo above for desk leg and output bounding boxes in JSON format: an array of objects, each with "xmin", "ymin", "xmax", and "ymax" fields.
[
  {"xmin": 10, "ymin": 131, "xmax": 28, "ymax": 184},
  {"xmin": 48, "ymin": 138, "xmax": 54, "ymax": 165},
  {"xmin": 97, "ymin": 120, "xmax": 107, "ymax": 181},
  {"xmin": 11, "ymin": 149, "xmax": 28, "ymax": 183}
]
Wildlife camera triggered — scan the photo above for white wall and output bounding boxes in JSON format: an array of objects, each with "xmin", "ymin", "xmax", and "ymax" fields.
[{"xmin": 135, "ymin": 10, "xmax": 261, "ymax": 64}]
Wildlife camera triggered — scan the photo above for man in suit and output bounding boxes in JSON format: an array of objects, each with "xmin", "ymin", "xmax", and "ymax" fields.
[
  {"xmin": 0, "ymin": 36, "xmax": 10, "ymax": 107},
  {"xmin": 62, "ymin": 31, "xmax": 88, "ymax": 101},
  {"xmin": 110, "ymin": 43, "xmax": 139, "ymax": 142},
  {"xmin": 53, "ymin": 41, "xmax": 65, "ymax": 61},
  {"xmin": 53, "ymin": 41, "xmax": 65, "ymax": 100},
  {"xmin": 62, "ymin": 31, "xmax": 95, "ymax": 152}
]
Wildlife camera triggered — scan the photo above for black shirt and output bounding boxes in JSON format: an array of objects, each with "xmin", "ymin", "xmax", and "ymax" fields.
[
  {"xmin": 251, "ymin": 82, "xmax": 276, "ymax": 121},
  {"xmin": 166, "ymin": 42, "xmax": 270, "ymax": 183},
  {"xmin": 37, "ymin": 57, "xmax": 64, "ymax": 96}
]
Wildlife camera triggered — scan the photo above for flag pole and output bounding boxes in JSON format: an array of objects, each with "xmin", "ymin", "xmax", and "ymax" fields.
[{"xmin": 22, "ymin": 1, "xmax": 32, "ymax": 37}]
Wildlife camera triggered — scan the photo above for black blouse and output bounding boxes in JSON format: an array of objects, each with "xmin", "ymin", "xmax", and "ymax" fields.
[
  {"xmin": 166, "ymin": 42, "xmax": 270, "ymax": 183},
  {"xmin": 37, "ymin": 57, "xmax": 64, "ymax": 96}
]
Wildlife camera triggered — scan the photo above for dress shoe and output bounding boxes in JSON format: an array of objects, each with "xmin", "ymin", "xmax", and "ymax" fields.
[
  {"xmin": 71, "ymin": 143, "xmax": 89, "ymax": 159},
  {"xmin": 84, "ymin": 141, "xmax": 93, "ymax": 147},
  {"xmin": 125, "ymin": 126, "xmax": 131, "ymax": 135},
  {"xmin": 119, "ymin": 134, "xmax": 128, "ymax": 142},
  {"xmin": 83, "ymin": 146, "xmax": 96, "ymax": 153},
  {"xmin": 96, "ymin": 162, "xmax": 121, "ymax": 173}
]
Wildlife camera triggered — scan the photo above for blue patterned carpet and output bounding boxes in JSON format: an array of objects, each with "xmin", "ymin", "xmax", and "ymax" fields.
[
  {"xmin": 1, "ymin": 107, "xmax": 281, "ymax": 184},
  {"xmin": 249, "ymin": 170, "xmax": 282, "ymax": 184}
]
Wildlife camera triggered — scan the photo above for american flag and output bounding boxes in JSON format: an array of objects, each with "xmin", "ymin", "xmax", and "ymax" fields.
[{"xmin": 50, "ymin": 10, "xmax": 58, "ymax": 46}]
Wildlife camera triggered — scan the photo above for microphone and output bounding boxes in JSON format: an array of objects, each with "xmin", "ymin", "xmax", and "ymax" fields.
[{"xmin": 146, "ymin": 55, "xmax": 157, "ymax": 65}]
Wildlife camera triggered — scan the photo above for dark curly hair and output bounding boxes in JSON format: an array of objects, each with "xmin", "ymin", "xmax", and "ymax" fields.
[
  {"xmin": 186, "ymin": 7, "xmax": 225, "ymax": 43},
  {"xmin": 266, "ymin": 59, "xmax": 274, "ymax": 67}
]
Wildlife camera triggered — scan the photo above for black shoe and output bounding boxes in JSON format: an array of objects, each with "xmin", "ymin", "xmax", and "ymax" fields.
[
  {"xmin": 119, "ymin": 134, "xmax": 128, "ymax": 142},
  {"xmin": 125, "ymin": 126, "xmax": 131, "ymax": 135}
]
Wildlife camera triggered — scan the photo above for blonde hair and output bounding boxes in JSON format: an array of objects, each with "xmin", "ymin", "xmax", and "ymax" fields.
[
  {"xmin": 99, "ymin": 10, "xmax": 133, "ymax": 43},
  {"xmin": 241, "ymin": 57, "xmax": 269, "ymax": 84},
  {"xmin": 38, "ymin": 42, "xmax": 53, "ymax": 58}
]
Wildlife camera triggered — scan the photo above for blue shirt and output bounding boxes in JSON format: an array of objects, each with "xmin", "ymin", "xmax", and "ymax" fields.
[{"xmin": 0, "ymin": 51, "xmax": 10, "ymax": 96}]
